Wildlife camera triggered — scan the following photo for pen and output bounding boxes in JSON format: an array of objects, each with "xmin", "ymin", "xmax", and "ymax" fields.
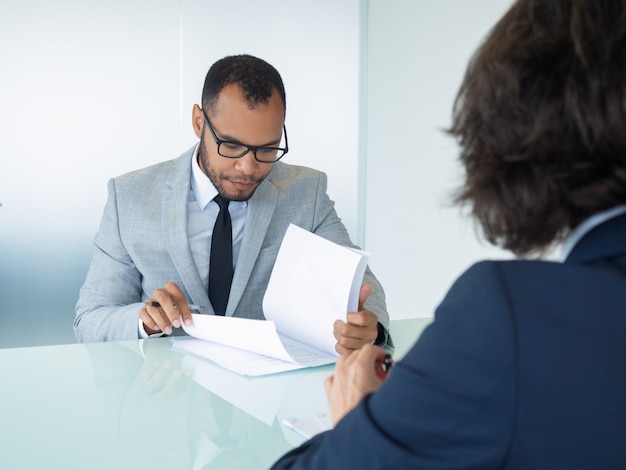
[{"xmin": 144, "ymin": 301, "xmax": 202, "ymax": 311}]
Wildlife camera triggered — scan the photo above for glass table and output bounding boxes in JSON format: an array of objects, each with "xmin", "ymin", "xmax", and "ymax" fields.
[{"xmin": 0, "ymin": 317, "xmax": 431, "ymax": 469}]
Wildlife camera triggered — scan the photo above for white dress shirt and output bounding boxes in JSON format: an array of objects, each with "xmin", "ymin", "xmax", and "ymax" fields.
[{"xmin": 187, "ymin": 144, "xmax": 248, "ymax": 286}]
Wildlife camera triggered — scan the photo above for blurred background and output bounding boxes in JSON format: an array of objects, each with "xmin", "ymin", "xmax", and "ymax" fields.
[{"xmin": 0, "ymin": 0, "xmax": 513, "ymax": 348}]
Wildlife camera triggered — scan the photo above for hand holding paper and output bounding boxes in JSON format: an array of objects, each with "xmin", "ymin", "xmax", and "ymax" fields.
[
  {"xmin": 174, "ymin": 224, "xmax": 371, "ymax": 376},
  {"xmin": 333, "ymin": 284, "xmax": 379, "ymax": 355},
  {"xmin": 262, "ymin": 224, "xmax": 371, "ymax": 356}
]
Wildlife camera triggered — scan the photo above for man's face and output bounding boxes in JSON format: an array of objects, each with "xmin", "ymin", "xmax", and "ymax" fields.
[{"xmin": 193, "ymin": 83, "xmax": 286, "ymax": 201}]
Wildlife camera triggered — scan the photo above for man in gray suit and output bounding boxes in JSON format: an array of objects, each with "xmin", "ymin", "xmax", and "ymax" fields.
[{"xmin": 75, "ymin": 54, "xmax": 390, "ymax": 352}]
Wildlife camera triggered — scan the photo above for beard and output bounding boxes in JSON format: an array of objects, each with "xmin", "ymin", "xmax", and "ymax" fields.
[{"xmin": 197, "ymin": 137, "xmax": 268, "ymax": 202}]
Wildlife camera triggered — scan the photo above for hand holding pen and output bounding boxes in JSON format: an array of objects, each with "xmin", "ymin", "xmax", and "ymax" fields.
[
  {"xmin": 139, "ymin": 282, "xmax": 196, "ymax": 335},
  {"xmin": 324, "ymin": 344, "xmax": 394, "ymax": 426}
]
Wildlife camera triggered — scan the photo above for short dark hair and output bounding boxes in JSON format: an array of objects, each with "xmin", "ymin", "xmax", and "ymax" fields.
[
  {"xmin": 449, "ymin": 0, "xmax": 626, "ymax": 256},
  {"xmin": 201, "ymin": 54, "xmax": 286, "ymax": 114}
]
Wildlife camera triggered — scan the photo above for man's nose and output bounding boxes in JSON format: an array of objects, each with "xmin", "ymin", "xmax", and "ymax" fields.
[{"xmin": 234, "ymin": 149, "xmax": 259, "ymax": 174}]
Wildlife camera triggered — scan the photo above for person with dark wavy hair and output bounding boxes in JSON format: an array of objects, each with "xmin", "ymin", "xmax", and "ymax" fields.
[
  {"xmin": 273, "ymin": 0, "xmax": 626, "ymax": 468},
  {"xmin": 451, "ymin": 0, "xmax": 626, "ymax": 256}
]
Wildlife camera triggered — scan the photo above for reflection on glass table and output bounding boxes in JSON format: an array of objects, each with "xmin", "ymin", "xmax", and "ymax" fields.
[
  {"xmin": 0, "ymin": 317, "xmax": 431, "ymax": 469},
  {"xmin": 85, "ymin": 338, "xmax": 332, "ymax": 469}
]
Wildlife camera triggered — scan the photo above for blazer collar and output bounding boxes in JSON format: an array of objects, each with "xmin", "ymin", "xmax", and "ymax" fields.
[
  {"xmin": 225, "ymin": 165, "xmax": 279, "ymax": 315},
  {"xmin": 159, "ymin": 150, "xmax": 283, "ymax": 315},
  {"xmin": 162, "ymin": 146, "xmax": 213, "ymax": 311},
  {"xmin": 565, "ymin": 211, "xmax": 626, "ymax": 265}
]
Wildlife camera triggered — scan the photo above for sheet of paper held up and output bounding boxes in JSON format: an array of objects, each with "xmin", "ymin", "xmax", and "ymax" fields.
[
  {"xmin": 262, "ymin": 224, "xmax": 370, "ymax": 356},
  {"xmin": 176, "ymin": 224, "xmax": 370, "ymax": 376}
]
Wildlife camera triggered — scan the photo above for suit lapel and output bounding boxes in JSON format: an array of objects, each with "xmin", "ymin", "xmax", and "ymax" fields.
[
  {"xmin": 226, "ymin": 175, "xmax": 278, "ymax": 315},
  {"xmin": 162, "ymin": 149, "xmax": 213, "ymax": 312}
]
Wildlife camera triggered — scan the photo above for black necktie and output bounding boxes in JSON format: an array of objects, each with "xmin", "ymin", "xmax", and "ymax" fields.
[{"xmin": 209, "ymin": 195, "xmax": 233, "ymax": 315}]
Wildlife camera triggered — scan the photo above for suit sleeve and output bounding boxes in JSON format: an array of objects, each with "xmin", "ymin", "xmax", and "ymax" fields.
[
  {"xmin": 308, "ymin": 171, "xmax": 391, "ymax": 344},
  {"xmin": 272, "ymin": 262, "xmax": 517, "ymax": 469},
  {"xmin": 74, "ymin": 178, "xmax": 145, "ymax": 342}
]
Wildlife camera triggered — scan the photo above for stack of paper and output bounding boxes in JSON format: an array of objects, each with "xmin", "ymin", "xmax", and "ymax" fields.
[{"xmin": 173, "ymin": 224, "xmax": 370, "ymax": 376}]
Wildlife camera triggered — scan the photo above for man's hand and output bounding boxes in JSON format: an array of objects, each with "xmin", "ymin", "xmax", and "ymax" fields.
[
  {"xmin": 333, "ymin": 284, "xmax": 379, "ymax": 355},
  {"xmin": 324, "ymin": 344, "xmax": 391, "ymax": 426},
  {"xmin": 139, "ymin": 282, "xmax": 195, "ymax": 335}
]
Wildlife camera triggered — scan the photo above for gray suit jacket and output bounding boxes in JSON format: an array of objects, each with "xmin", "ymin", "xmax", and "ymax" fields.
[{"xmin": 75, "ymin": 146, "xmax": 389, "ymax": 343}]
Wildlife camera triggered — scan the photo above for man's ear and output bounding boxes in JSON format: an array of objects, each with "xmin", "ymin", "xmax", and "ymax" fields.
[{"xmin": 191, "ymin": 104, "xmax": 204, "ymax": 138}]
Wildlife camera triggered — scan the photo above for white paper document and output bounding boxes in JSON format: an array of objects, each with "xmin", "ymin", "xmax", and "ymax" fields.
[
  {"xmin": 175, "ymin": 224, "xmax": 370, "ymax": 376},
  {"xmin": 262, "ymin": 224, "xmax": 371, "ymax": 356},
  {"xmin": 176, "ymin": 318, "xmax": 335, "ymax": 376}
]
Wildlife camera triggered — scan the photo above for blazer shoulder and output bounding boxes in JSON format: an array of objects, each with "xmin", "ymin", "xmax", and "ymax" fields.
[
  {"xmin": 112, "ymin": 147, "xmax": 194, "ymax": 188},
  {"xmin": 441, "ymin": 260, "xmax": 504, "ymax": 306},
  {"xmin": 442, "ymin": 259, "xmax": 546, "ymax": 311},
  {"xmin": 450, "ymin": 259, "xmax": 507, "ymax": 288},
  {"xmin": 458, "ymin": 258, "xmax": 554, "ymax": 279},
  {"xmin": 268, "ymin": 161, "xmax": 327, "ymax": 189}
]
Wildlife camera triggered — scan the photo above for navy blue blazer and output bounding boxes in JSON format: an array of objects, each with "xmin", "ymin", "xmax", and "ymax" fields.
[{"xmin": 273, "ymin": 213, "xmax": 626, "ymax": 469}]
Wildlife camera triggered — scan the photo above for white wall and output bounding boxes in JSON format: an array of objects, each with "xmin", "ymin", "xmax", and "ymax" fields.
[
  {"xmin": 363, "ymin": 0, "xmax": 515, "ymax": 319},
  {"xmin": 0, "ymin": 0, "xmax": 520, "ymax": 346},
  {"xmin": 0, "ymin": 0, "xmax": 362, "ymax": 347}
]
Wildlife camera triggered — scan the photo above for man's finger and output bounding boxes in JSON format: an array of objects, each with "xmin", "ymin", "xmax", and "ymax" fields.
[
  {"xmin": 139, "ymin": 307, "xmax": 160, "ymax": 333},
  {"xmin": 358, "ymin": 284, "xmax": 371, "ymax": 311},
  {"xmin": 148, "ymin": 282, "xmax": 188, "ymax": 328},
  {"xmin": 143, "ymin": 305, "xmax": 172, "ymax": 334},
  {"xmin": 335, "ymin": 343, "xmax": 354, "ymax": 355},
  {"xmin": 346, "ymin": 311, "xmax": 375, "ymax": 327},
  {"xmin": 176, "ymin": 301, "xmax": 195, "ymax": 327}
]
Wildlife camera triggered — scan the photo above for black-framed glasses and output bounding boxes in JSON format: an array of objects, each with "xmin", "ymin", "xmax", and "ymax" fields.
[{"xmin": 201, "ymin": 108, "xmax": 288, "ymax": 163}]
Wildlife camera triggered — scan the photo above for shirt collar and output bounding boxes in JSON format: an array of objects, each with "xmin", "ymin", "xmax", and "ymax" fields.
[{"xmin": 560, "ymin": 204, "xmax": 626, "ymax": 261}]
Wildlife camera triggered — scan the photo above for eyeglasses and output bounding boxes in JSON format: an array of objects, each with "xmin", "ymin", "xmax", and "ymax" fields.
[{"xmin": 201, "ymin": 108, "xmax": 288, "ymax": 163}]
